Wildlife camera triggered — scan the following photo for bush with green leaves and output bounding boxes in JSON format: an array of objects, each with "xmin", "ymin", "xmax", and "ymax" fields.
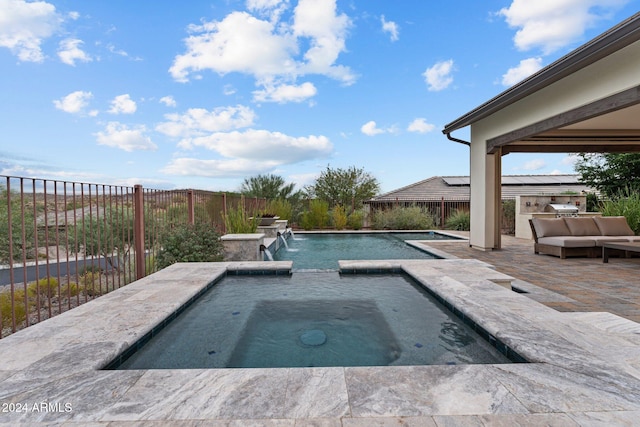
[
  {"xmin": 27, "ymin": 277, "xmax": 60, "ymax": 300},
  {"xmin": 331, "ymin": 205, "xmax": 348, "ymax": 230},
  {"xmin": 0, "ymin": 289, "xmax": 29, "ymax": 329},
  {"xmin": 445, "ymin": 210, "xmax": 470, "ymax": 231},
  {"xmin": 600, "ymin": 190, "xmax": 640, "ymax": 234},
  {"xmin": 300, "ymin": 200, "xmax": 330, "ymax": 230},
  {"xmin": 265, "ymin": 199, "xmax": 293, "ymax": 221},
  {"xmin": 371, "ymin": 206, "xmax": 435, "ymax": 230},
  {"xmin": 347, "ymin": 209, "xmax": 365, "ymax": 230},
  {"xmin": 156, "ymin": 222, "xmax": 224, "ymax": 270},
  {"xmin": 223, "ymin": 204, "xmax": 258, "ymax": 233}
]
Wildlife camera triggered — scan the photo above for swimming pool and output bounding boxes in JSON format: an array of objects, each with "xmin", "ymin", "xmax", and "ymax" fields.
[
  {"xmin": 272, "ymin": 231, "xmax": 454, "ymax": 269},
  {"xmin": 113, "ymin": 271, "xmax": 512, "ymax": 369}
]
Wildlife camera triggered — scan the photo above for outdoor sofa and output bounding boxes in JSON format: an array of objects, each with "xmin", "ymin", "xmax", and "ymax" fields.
[{"xmin": 529, "ymin": 216, "xmax": 640, "ymax": 259}]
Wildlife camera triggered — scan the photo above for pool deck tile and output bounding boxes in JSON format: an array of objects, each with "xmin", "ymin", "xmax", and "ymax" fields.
[{"xmin": 1, "ymin": 246, "xmax": 640, "ymax": 425}]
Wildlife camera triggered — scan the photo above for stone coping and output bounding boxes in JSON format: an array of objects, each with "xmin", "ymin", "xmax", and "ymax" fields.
[
  {"xmin": 293, "ymin": 229, "xmax": 468, "ymax": 240},
  {"xmin": 0, "ymin": 260, "xmax": 639, "ymax": 425},
  {"xmin": 220, "ymin": 233, "xmax": 265, "ymax": 241}
]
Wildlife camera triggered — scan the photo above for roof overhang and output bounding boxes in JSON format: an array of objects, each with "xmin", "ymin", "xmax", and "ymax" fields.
[
  {"xmin": 487, "ymin": 85, "xmax": 640, "ymax": 154},
  {"xmin": 442, "ymin": 12, "xmax": 640, "ymax": 154}
]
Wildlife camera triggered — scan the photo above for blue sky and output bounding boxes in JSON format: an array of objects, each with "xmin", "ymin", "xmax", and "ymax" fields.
[{"xmin": 1, "ymin": 0, "xmax": 638, "ymax": 193}]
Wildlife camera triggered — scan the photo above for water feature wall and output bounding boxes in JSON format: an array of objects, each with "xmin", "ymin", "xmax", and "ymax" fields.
[
  {"xmin": 221, "ymin": 233, "xmax": 265, "ymax": 261},
  {"xmin": 221, "ymin": 221, "xmax": 291, "ymax": 261}
]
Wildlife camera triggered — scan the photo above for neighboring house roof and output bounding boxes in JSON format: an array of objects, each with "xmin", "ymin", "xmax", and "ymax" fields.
[{"xmin": 369, "ymin": 174, "xmax": 595, "ymax": 202}]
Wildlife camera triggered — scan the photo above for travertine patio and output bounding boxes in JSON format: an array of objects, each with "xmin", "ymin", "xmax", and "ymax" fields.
[{"xmin": 1, "ymin": 235, "xmax": 639, "ymax": 426}]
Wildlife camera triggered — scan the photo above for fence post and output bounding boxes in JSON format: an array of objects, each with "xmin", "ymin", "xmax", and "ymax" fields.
[
  {"xmin": 187, "ymin": 190, "xmax": 195, "ymax": 225},
  {"xmin": 134, "ymin": 185, "xmax": 145, "ymax": 280},
  {"xmin": 440, "ymin": 197, "xmax": 445, "ymax": 228},
  {"xmin": 222, "ymin": 192, "xmax": 227, "ymax": 234}
]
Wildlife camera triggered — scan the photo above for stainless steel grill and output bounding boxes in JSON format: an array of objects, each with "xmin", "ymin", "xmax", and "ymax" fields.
[{"xmin": 545, "ymin": 203, "xmax": 579, "ymax": 217}]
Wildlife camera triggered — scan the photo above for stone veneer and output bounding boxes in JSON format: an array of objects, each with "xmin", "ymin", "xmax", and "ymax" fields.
[{"xmin": 220, "ymin": 233, "xmax": 265, "ymax": 261}]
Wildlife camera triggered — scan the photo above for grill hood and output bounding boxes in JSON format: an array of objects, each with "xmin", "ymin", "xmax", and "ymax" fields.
[{"xmin": 545, "ymin": 203, "xmax": 579, "ymax": 213}]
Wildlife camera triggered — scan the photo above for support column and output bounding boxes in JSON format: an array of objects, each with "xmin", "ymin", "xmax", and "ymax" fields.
[
  {"xmin": 493, "ymin": 148, "xmax": 502, "ymax": 250},
  {"xmin": 469, "ymin": 136, "xmax": 498, "ymax": 251}
]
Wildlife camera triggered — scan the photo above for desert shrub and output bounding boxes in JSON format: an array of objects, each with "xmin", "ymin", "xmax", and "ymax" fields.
[
  {"xmin": 0, "ymin": 289, "xmax": 29, "ymax": 328},
  {"xmin": 78, "ymin": 264, "xmax": 103, "ymax": 275},
  {"xmin": 331, "ymin": 205, "xmax": 348, "ymax": 230},
  {"xmin": 600, "ymin": 190, "xmax": 640, "ymax": 234},
  {"xmin": 586, "ymin": 192, "xmax": 600, "ymax": 212},
  {"xmin": 300, "ymin": 200, "xmax": 330, "ymax": 230},
  {"xmin": 156, "ymin": 222, "xmax": 224, "ymax": 270},
  {"xmin": 265, "ymin": 199, "xmax": 293, "ymax": 221},
  {"xmin": 347, "ymin": 209, "xmax": 365, "ymax": 230},
  {"xmin": 372, "ymin": 206, "xmax": 434, "ymax": 230},
  {"xmin": 62, "ymin": 282, "xmax": 80, "ymax": 298},
  {"xmin": 27, "ymin": 278, "xmax": 60, "ymax": 299},
  {"xmin": 445, "ymin": 210, "xmax": 471, "ymax": 231},
  {"xmin": 80, "ymin": 271, "xmax": 105, "ymax": 297},
  {"xmin": 501, "ymin": 200, "xmax": 516, "ymax": 235},
  {"xmin": 223, "ymin": 204, "xmax": 258, "ymax": 233}
]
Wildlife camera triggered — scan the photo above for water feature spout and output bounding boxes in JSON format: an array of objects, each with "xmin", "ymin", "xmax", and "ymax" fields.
[
  {"xmin": 278, "ymin": 233, "xmax": 289, "ymax": 250},
  {"xmin": 259, "ymin": 244, "xmax": 274, "ymax": 261},
  {"xmin": 287, "ymin": 227, "xmax": 302, "ymax": 240}
]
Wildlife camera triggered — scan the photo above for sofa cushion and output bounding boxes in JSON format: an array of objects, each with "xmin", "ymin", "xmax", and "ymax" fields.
[
  {"xmin": 564, "ymin": 217, "xmax": 601, "ymax": 236},
  {"xmin": 531, "ymin": 218, "xmax": 571, "ymax": 238},
  {"xmin": 590, "ymin": 236, "xmax": 632, "ymax": 245},
  {"xmin": 537, "ymin": 236, "xmax": 596, "ymax": 248},
  {"xmin": 593, "ymin": 216, "xmax": 635, "ymax": 236}
]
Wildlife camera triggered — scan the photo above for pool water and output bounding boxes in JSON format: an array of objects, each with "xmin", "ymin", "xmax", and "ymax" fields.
[
  {"xmin": 273, "ymin": 232, "xmax": 448, "ymax": 269},
  {"xmin": 116, "ymin": 272, "xmax": 511, "ymax": 369}
]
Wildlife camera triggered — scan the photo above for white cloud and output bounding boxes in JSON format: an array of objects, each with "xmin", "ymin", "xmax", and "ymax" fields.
[
  {"xmin": 186, "ymin": 129, "xmax": 332, "ymax": 164},
  {"xmin": 521, "ymin": 158, "xmax": 546, "ymax": 171},
  {"xmin": 498, "ymin": 0, "xmax": 629, "ymax": 54},
  {"xmin": 161, "ymin": 129, "xmax": 332, "ymax": 178},
  {"xmin": 562, "ymin": 154, "xmax": 579, "ymax": 166},
  {"xmin": 381, "ymin": 15, "xmax": 399, "ymax": 42},
  {"xmin": 423, "ymin": 59, "xmax": 454, "ymax": 91},
  {"xmin": 169, "ymin": 11, "xmax": 297, "ymax": 82},
  {"xmin": 0, "ymin": 164, "xmax": 102, "ymax": 181},
  {"xmin": 170, "ymin": 0, "xmax": 355, "ymax": 101},
  {"xmin": 253, "ymin": 81, "xmax": 317, "ymax": 103},
  {"xmin": 107, "ymin": 43, "xmax": 131, "ymax": 58},
  {"xmin": 407, "ymin": 118, "xmax": 435, "ymax": 134},
  {"xmin": 361, "ymin": 121, "xmax": 385, "ymax": 136},
  {"xmin": 57, "ymin": 38, "xmax": 91, "ymax": 65},
  {"xmin": 292, "ymin": 0, "xmax": 353, "ymax": 82},
  {"xmin": 159, "ymin": 96, "xmax": 177, "ymax": 107},
  {"xmin": 162, "ymin": 157, "xmax": 281, "ymax": 177},
  {"xmin": 0, "ymin": 0, "xmax": 62, "ymax": 62},
  {"xmin": 501, "ymin": 57, "xmax": 543, "ymax": 86},
  {"xmin": 108, "ymin": 94, "xmax": 137, "ymax": 114},
  {"xmin": 94, "ymin": 122, "xmax": 157, "ymax": 152},
  {"xmin": 156, "ymin": 105, "xmax": 256, "ymax": 142},
  {"xmin": 246, "ymin": 0, "xmax": 289, "ymax": 22},
  {"xmin": 53, "ymin": 90, "xmax": 93, "ymax": 114},
  {"xmin": 287, "ymin": 171, "xmax": 318, "ymax": 188}
]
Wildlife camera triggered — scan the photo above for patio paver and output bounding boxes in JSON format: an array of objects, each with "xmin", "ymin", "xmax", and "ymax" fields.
[{"xmin": 425, "ymin": 232, "xmax": 640, "ymax": 323}]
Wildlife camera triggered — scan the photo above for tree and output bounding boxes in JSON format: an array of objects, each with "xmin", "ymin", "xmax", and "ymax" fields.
[
  {"xmin": 240, "ymin": 174, "xmax": 301, "ymax": 200},
  {"xmin": 305, "ymin": 166, "xmax": 380, "ymax": 212},
  {"xmin": 574, "ymin": 153, "xmax": 640, "ymax": 198}
]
